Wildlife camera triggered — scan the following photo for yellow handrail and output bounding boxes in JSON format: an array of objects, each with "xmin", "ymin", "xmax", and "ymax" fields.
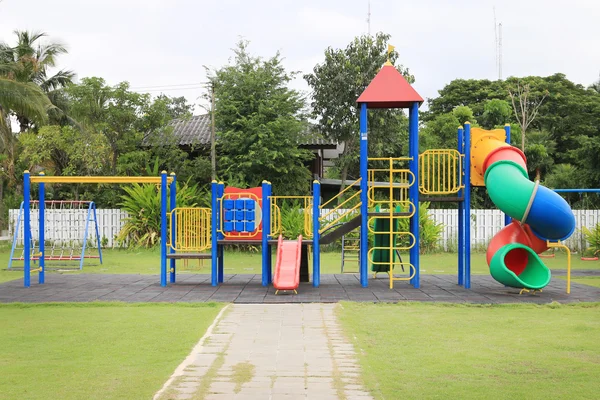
[
  {"xmin": 547, "ymin": 240, "xmax": 571, "ymax": 294},
  {"xmin": 320, "ymin": 189, "xmax": 361, "ymax": 221},
  {"xmin": 321, "ymin": 177, "xmax": 361, "ymax": 209},
  {"xmin": 269, "ymin": 196, "xmax": 313, "ymax": 238},
  {"xmin": 319, "ymin": 202, "xmax": 361, "ymax": 234},
  {"xmin": 419, "ymin": 149, "xmax": 463, "ymax": 195}
]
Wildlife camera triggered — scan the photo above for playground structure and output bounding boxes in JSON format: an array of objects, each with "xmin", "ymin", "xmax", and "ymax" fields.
[
  {"xmin": 158, "ymin": 61, "xmax": 471, "ymax": 291},
  {"xmin": 9, "ymin": 200, "xmax": 102, "ymax": 270},
  {"xmin": 470, "ymin": 126, "xmax": 576, "ymax": 292},
  {"xmin": 15, "ymin": 60, "xmax": 578, "ymax": 294}
]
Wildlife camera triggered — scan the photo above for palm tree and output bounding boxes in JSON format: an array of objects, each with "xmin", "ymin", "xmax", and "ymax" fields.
[
  {"xmin": 0, "ymin": 30, "xmax": 74, "ymax": 131},
  {"xmin": 0, "ymin": 77, "xmax": 53, "ymax": 228}
]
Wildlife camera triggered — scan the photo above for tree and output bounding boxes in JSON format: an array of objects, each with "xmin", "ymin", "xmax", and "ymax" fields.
[
  {"xmin": 481, "ymin": 99, "xmax": 511, "ymax": 129},
  {"xmin": 0, "ymin": 78, "xmax": 53, "ymax": 227},
  {"xmin": 452, "ymin": 105, "xmax": 476, "ymax": 126},
  {"xmin": 425, "ymin": 79, "xmax": 507, "ymax": 121},
  {"xmin": 209, "ymin": 41, "xmax": 313, "ymax": 194},
  {"xmin": 66, "ymin": 78, "xmax": 149, "ymax": 175},
  {"xmin": 524, "ymin": 131, "xmax": 555, "ymax": 178},
  {"xmin": 589, "ymin": 77, "xmax": 600, "ymax": 93},
  {"xmin": 507, "ymin": 80, "xmax": 547, "ymax": 151},
  {"xmin": 419, "ymin": 113, "xmax": 460, "ymax": 151},
  {"xmin": 0, "ymin": 30, "xmax": 74, "ymax": 131},
  {"xmin": 304, "ymin": 32, "xmax": 414, "ymax": 190},
  {"xmin": 18, "ymin": 125, "xmax": 109, "ymax": 176}
]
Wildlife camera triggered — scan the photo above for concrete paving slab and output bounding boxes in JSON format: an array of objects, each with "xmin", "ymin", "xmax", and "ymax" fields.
[{"xmin": 154, "ymin": 304, "xmax": 372, "ymax": 399}]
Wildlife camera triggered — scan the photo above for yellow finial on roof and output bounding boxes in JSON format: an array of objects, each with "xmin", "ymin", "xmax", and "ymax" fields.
[{"xmin": 386, "ymin": 44, "xmax": 395, "ymax": 65}]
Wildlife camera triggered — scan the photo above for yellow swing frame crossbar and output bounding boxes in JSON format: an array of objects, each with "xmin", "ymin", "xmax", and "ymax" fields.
[
  {"xmin": 29, "ymin": 176, "xmax": 174, "ymax": 184},
  {"xmin": 418, "ymin": 149, "xmax": 463, "ymax": 195},
  {"xmin": 367, "ymin": 157, "xmax": 416, "ymax": 289},
  {"xmin": 547, "ymin": 240, "xmax": 572, "ymax": 294},
  {"xmin": 168, "ymin": 207, "xmax": 212, "ymax": 252},
  {"xmin": 269, "ymin": 195, "xmax": 313, "ymax": 238}
]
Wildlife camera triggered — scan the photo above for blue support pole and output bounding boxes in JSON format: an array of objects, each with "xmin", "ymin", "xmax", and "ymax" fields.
[
  {"xmin": 8, "ymin": 202, "xmax": 24, "ymax": 270},
  {"xmin": 92, "ymin": 203, "xmax": 103, "ymax": 264},
  {"xmin": 80, "ymin": 202, "xmax": 95, "ymax": 270},
  {"xmin": 504, "ymin": 124, "xmax": 512, "ymax": 226},
  {"xmin": 554, "ymin": 189, "xmax": 600, "ymax": 193},
  {"xmin": 169, "ymin": 173, "xmax": 177, "ymax": 283},
  {"xmin": 217, "ymin": 182, "xmax": 225, "ymax": 283},
  {"xmin": 38, "ymin": 173, "xmax": 45, "ymax": 284},
  {"xmin": 464, "ymin": 122, "xmax": 472, "ymax": 289},
  {"xmin": 23, "ymin": 171, "xmax": 31, "ymax": 288},
  {"xmin": 359, "ymin": 102, "xmax": 369, "ymax": 287},
  {"xmin": 261, "ymin": 181, "xmax": 271, "ymax": 286},
  {"xmin": 210, "ymin": 180, "xmax": 218, "ymax": 286},
  {"xmin": 408, "ymin": 102, "xmax": 420, "ymax": 288},
  {"xmin": 312, "ymin": 180, "xmax": 321, "ymax": 287},
  {"xmin": 457, "ymin": 127, "xmax": 465, "ymax": 286},
  {"xmin": 160, "ymin": 171, "xmax": 168, "ymax": 287},
  {"xmin": 218, "ymin": 245, "xmax": 224, "ymax": 283}
]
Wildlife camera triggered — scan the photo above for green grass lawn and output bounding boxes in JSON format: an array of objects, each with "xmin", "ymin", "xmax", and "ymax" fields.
[
  {"xmin": 338, "ymin": 302, "xmax": 600, "ymax": 400},
  {"xmin": 0, "ymin": 302, "xmax": 223, "ymax": 400},
  {"xmin": 1, "ymin": 241, "xmax": 597, "ymax": 284}
]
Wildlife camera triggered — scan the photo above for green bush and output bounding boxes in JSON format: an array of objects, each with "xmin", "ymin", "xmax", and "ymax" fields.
[
  {"xmin": 117, "ymin": 180, "xmax": 207, "ymax": 248},
  {"xmin": 582, "ymin": 223, "xmax": 600, "ymax": 258},
  {"xmin": 279, "ymin": 201, "xmax": 306, "ymax": 240}
]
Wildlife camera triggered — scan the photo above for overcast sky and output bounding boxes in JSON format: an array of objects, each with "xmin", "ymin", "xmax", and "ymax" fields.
[{"xmin": 1, "ymin": 0, "xmax": 599, "ymax": 113}]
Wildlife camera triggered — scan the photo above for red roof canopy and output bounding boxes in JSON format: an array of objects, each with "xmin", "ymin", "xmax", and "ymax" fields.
[{"xmin": 357, "ymin": 63, "xmax": 423, "ymax": 108}]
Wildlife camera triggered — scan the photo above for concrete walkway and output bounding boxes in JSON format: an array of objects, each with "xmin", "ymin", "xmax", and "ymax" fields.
[{"xmin": 154, "ymin": 304, "xmax": 372, "ymax": 400}]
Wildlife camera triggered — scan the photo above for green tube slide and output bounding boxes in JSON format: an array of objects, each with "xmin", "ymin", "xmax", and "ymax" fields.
[
  {"xmin": 484, "ymin": 160, "xmax": 533, "ymax": 221},
  {"xmin": 484, "ymin": 158, "xmax": 552, "ymax": 289},
  {"xmin": 489, "ymin": 243, "xmax": 551, "ymax": 289}
]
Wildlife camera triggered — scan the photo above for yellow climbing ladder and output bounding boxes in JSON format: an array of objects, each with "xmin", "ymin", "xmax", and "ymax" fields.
[{"xmin": 368, "ymin": 157, "xmax": 416, "ymax": 288}]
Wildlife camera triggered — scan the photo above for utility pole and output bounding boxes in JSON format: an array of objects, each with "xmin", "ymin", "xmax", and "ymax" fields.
[{"xmin": 210, "ymin": 82, "xmax": 216, "ymax": 181}]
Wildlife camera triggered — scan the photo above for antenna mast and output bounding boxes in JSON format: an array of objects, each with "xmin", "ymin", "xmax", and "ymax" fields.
[
  {"xmin": 494, "ymin": 7, "xmax": 498, "ymax": 78},
  {"xmin": 498, "ymin": 22, "xmax": 503, "ymax": 80},
  {"xmin": 367, "ymin": 0, "xmax": 371, "ymax": 35}
]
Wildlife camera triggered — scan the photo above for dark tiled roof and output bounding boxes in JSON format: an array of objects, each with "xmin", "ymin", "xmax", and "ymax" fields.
[
  {"xmin": 169, "ymin": 114, "xmax": 211, "ymax": 146},
  {"xmin": 167, "ymin": 115, "xmax": 337, "ymax": 148}
]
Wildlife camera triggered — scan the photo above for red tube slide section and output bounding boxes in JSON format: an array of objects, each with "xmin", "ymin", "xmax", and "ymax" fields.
[{"xmin": 486, "ymin": 221, "xmax": 548, "ymax": 276}]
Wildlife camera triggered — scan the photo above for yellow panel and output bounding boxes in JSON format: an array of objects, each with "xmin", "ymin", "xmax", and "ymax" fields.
[
  {"xmin": 470, "ymin": 127, "xmax": 506, "ymax": 186},
  {"xmin": 418, "ymin": 149, "xmax": 463, "ymax": 194},
  {"xmin": 169, "ymin": 207, "xmax": 212, "ymax": 252}
]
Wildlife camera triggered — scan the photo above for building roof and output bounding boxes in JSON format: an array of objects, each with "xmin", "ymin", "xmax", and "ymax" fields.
[
  {"xmin": 166, "ymin": 115, "xmax": 337, "ymax": 148},
  {"xmin": 356, "ymin": 63, "xmax": 424, "ymax": 109},
  {"xmin": 168, "ymin": 114, "xmax": 211, "ymax": 146}
]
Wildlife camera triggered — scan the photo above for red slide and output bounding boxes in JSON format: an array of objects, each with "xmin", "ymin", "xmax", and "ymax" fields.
[{"xmin": 273, "ymin": 235, "xmax": 302, "ymax": 294}]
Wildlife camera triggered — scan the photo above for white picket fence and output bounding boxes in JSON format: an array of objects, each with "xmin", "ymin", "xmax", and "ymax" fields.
[
  {"xmin": 8, "ymin": 208, "xmax": 600, "ymax": 252},
  {"xmin": 429, "ymin": 209, "xmax": 599, "ymax": 252},
  {"xmin": 9, "ymin": 209, "xmax": 128, "ymax": 248}
]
